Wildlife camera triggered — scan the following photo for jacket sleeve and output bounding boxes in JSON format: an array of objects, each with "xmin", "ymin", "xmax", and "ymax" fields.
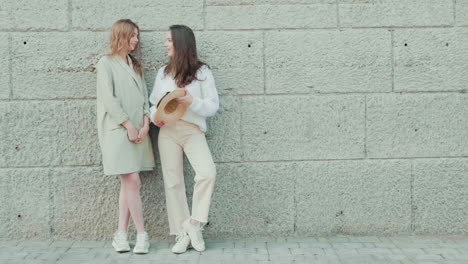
[
  {"xmin": 188, "ymin": 67, "xmax": 219, "ymax": 117},
  {"xmin": 96, "ymin": 58, "xmax": 129, "ymax": 125}
]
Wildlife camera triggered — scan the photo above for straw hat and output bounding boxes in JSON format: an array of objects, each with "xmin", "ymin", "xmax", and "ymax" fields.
[{"xmin": 152, "ymin": 88, "xmax": 188, "ymax": 125}]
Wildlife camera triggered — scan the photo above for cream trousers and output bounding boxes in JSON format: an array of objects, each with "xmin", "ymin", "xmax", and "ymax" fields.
[{"xmin": 158, "ymin": 120, "xmax": 216, "ymax": 235}]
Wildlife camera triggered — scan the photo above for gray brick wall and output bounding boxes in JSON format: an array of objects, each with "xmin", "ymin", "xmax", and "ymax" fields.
[{"xmin": 0, "ymin": 0, "xmax": 466, "ymax": 240}]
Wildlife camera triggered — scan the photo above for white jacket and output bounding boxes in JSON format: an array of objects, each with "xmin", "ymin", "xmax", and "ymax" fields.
[{"xmin": 149, "ymin": 65, "xmax": 219, "ymax": 132}]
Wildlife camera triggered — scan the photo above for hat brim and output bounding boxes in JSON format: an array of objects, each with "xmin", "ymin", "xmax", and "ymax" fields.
[{"xmin": 153, "ymin": 88, "xmax": 188, "ymax": 125}]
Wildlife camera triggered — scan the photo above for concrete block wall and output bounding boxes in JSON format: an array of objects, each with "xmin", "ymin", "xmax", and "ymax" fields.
[{"xmin": 0, "ymin": 0, "xmax": 467, "ymax": 240}]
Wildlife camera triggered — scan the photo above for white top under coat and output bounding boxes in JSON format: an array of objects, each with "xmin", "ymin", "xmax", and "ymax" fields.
[{"xmin": 149, "ymin": 65, "xmax": 219, "ymax": 132}]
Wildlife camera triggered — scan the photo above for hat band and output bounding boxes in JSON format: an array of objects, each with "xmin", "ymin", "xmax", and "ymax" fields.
[{"xmin": 157, "ymin": 92, "xmax": 171, "ymax": 108}]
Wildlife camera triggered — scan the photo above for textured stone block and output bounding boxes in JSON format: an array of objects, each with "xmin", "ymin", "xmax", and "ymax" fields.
[
  {"xmin": 296, "ymin": 160, "xmax": 412, "ymax": 235},
  {"xmin": 206, "ymin": 96, "xmax": 242, "ymax": 162},
  {"xmin": 11, "ymin": 32, "xmax": 107, "ymax": 99},
  {"xmin": 51, "ymin": 167, "xmax": 116, "ymax": 239},
  {"xmin": 198, "ymin": 32, "xmax": 264, "ymax": 95},
  {"xmin": 4, "ymin": 169, "xmax": 51, "ymax": 239},
  {"xmin": 140, "ymin": 32, "xmax": 167, "ymax": 78},
  {"xmin": 0, "ymin": 0, "xmax": 68, "ymax": 30},
  {"xmin": 142, "ymin": 31, "xmax": 264, "ymax": 95},
  {"xmin": 339, "ymin": 0, "xmax": 453, "ymax": 27},
  {"xmin": 50, "ymin": 167, "xmax": 167, "ymax": 240},
  {"xmin": 0, "ymin": 34, "xmax": 9, "ymax": 99},
  {"xmin": 241, "ymin": 95, "xmax": 365, "ymax": 161},
  {"xmin": 367, "ymin": 94, "xmax": 468, "ymax": 158},
  {"xmin": 265, "ymin": 30, "xmax": 391, "ymax": 94},
  {"xmin": 0, "ymin": 101, "xmax": 101, "ymax": 167},
  {"xmin": 206, "ymin": 4, "xmax": 337, "ymax": 30},
  {"xmin": 208, "ymin": 0, "xmax": 334, "ymax": 4},
  {"xmin": 394, "ymin": 28, "xmax": 468, "ymax": 92},
  {"xmin": 207, "ymin": 163, "xmax": 295, "ymax": 237},
  {"xmin": 456, "ymin": 0, "xmax": 468, "ymax": 26},
  {"xmin": 413, "ymin": 159, "xmax": 468, "ymax": 234},
  {"xmin": 139, "ymin": 170, "xmax": 169, "ymax": 238},
  {"xmin": 0, "ymin": 170, "xmax": 10, "ymax": 238},
  {"xmin": 71, "ymin": 0, "xmax": 203, "ymax": 30}
]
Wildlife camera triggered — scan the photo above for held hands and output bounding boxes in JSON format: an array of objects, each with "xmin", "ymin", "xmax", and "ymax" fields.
[
  {"xmin": 135, "ymin": 116, "xmax": 150, "ymax": 144},
  {"xmin": 123, "ymin": 121, "xmax": 139, "ymax": 143},
  {"xmin": 123, "ymin": 118, "xmax": 149, "ymax": 144},
  {"xmin": 135, "ymin": 125, "xmax": 149, "ymax": 144}
]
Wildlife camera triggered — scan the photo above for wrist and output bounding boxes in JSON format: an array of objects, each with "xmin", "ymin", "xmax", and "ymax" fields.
[{"xmin": 122, "ymin": 120, "xmax": 134, "ymax": 130}]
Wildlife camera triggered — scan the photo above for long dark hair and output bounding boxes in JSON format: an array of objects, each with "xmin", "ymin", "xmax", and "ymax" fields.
[{"xmin": 164, "ymin": 25, "xmax": 207, "ymax": 87}]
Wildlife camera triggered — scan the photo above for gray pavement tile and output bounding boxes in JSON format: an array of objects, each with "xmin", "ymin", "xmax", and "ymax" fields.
[
  {"xmin": 198, "ymin": 253, "xmax": 236, "ymax": 261},
  {"xmin": 331, "ymin": 243, "xmax": 365, "ymax": 249},
  {"xmin": 0, "ymin": 241, "xmax": 21, "ymax": 248},
  {"xmin": 298, "ymin": 242, "xmax": 333, "ymax": 249},
  {"xmin": 413, "ymin": 254, "xmax": 444, "ymax": 260},
  {"xmin": 291, "ymin": 247, "xmax": 326, "ymax": 255},
  {"xmin": 357, "ymin": 248, "xmax": 393, "ymax": 255},
  {"xmin": 204, "ymin": 240, "xmax": 235, "ymax": 249},
  {"xmin": 18, "ymin": 241, "xmax": 53, "ymax": 248},
  {"xmin": 442, "ymin": 254, "xmax": 468, "ymax": 260},
  {"xmin": 267, "ymin": 247, "xmax": 291, "ymax": 256},
  {"xmin": 347, "ymin": 236, "xmax": 381, "ymax": 243},
  {"xmin": 49, "ymin": 241, "xmax": 74, "ymax": 248},
  {"xmin": 0, "ymin": 235, "xmax": 467, "ymax": 264},
  {"xmin": 233, "ymin": 253, "xmax": 269, "ymax": 261},
  {"xmin": 267, "ymin": 241, "xmax": 300, "ymax": 249},
  {"xmin": 71, "ymin": 241, "xmax": 106, "ymax": 248}
]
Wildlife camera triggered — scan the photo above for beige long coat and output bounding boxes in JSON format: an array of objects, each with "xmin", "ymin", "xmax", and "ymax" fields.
[{"xmin": 96, "ymin": 55, "xmax": 155, "ymax": 175}]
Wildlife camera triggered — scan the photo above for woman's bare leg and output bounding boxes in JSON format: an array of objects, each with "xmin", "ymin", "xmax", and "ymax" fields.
[
  {"xmin": 120, "ymin": 172, "xmax": 145, "ymax": 232},
  {"xmin": 117, "ymin": 180, "xmax": 131, "ymax": 231}
]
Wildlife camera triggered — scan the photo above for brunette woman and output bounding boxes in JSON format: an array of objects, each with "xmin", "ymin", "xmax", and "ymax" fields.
[{"xmin": 149, "ymin": 25, "xmax": 219, "ymax": 253}]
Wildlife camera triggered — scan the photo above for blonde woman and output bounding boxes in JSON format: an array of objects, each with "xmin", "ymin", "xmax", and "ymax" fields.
[
  {"xmin": 150, "ymin": 25, "xmax": 219, "ymax": 254},
  {"xmin": 96, "ymin": 19, "xmax": 155, "ymax": 254}
]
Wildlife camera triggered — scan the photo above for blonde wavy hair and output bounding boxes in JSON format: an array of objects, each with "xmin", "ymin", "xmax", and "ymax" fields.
[{"xmin": 108, "ymin": 19, "xmax": 143, "ymax": 76}]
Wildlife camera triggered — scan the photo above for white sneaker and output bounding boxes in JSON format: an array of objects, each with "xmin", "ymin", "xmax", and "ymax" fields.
[
  {"xmin": 182, "ymin": 219, "xmax": 205, "ymax": 252},
  {"xmin": 133, "ymin": 232, "xmax": 150, "ymax": 254},
  {"xmin": 112, "ymin": 231, "xmax": 130, "ymax": 253},
  {"xmin": 171, "ymin": 232, "xmax": 191, "ymax": 254}
]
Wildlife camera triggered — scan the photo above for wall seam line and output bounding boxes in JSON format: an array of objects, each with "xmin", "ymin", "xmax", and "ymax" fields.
[{"xmin": 8, "ymin": 33, "xmax": 12, "ymax": 100}]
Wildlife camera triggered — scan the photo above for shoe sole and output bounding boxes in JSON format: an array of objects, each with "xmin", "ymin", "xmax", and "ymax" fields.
[
  {"xmin": 188, "ymin": 240, "xmax": 205, "ymax": 252},
  {"xmin": 172, "ymin": 242, "xmax": 193, "ymax": 254},
  {"xmin": 192, "ymin": 246, "xmax": 205, "ymax": 252},
  {"xmin": 133, "ymin": 244, "xmax": 150, "ymax": 254},
  {"xmin": 112, "ymin": 241, "xmax": 130, "ymax": 253},
  {"xmin": 172, "ymin": 249, "xmax": 187, "ymax": 254},
  {"xmin": 133, "ymin": 248, "xmax": 149, "ymax": 254}
]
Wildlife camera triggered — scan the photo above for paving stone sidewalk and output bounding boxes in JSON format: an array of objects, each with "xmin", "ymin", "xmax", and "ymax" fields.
[{"xmin": 0, "ymin": 235, "xmax": 467, "ymax": 264}]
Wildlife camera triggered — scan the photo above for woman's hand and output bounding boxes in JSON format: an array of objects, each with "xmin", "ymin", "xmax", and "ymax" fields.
[
  {"xmin": 153, "ymin": 120, "xmax": 165, "ymax": 127},
  {"xmin": 122, "ymin": 121, "xmax": 139, "ymax": 143},
  {"xmin": 135, "ymin": 116, "xmax": 150, "ymax": 144},
  {"xmin": 135, "ymin": 125, "xmax": 149, "ymax": 143},
  {"xmin": 128, "ymin": 128, "xmax": 139, "ymax": 142},
  {"xmin": 176, "ymin": 88, "xmax": 193, "ymax": 106}
]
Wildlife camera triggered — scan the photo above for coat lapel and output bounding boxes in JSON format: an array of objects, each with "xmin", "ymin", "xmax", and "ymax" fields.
[{"xmin": 116, "ymin": 55, "xmax": 143, "ymax": 90}]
